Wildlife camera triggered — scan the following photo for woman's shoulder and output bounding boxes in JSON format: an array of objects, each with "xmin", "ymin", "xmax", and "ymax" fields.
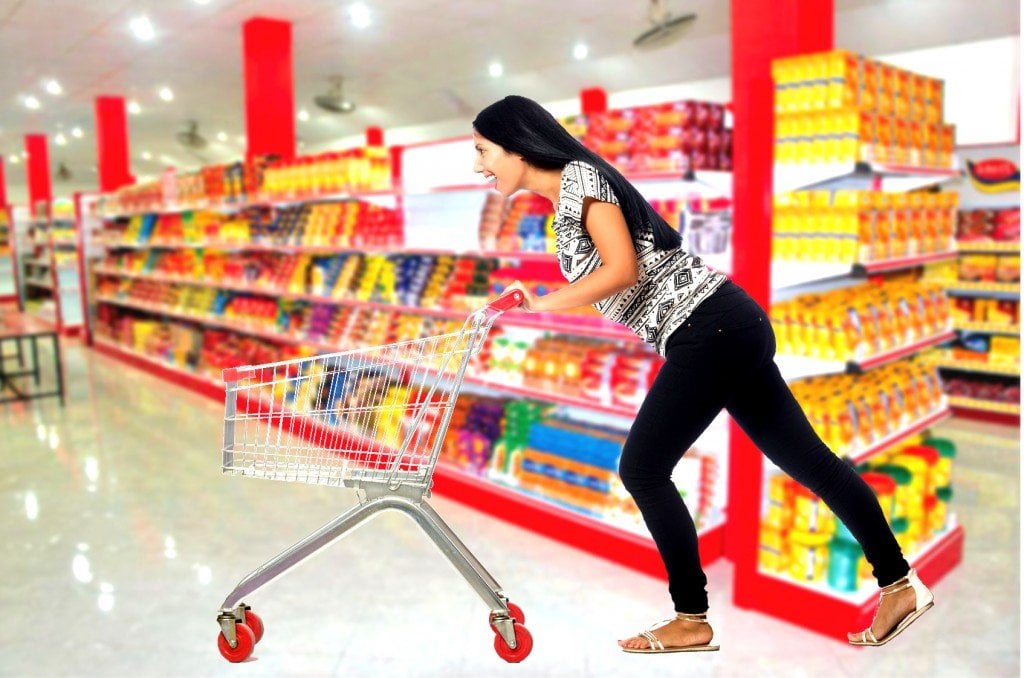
[{"xmin": 561, "ymin": 159, "xmax": 616, "ymax": 204}]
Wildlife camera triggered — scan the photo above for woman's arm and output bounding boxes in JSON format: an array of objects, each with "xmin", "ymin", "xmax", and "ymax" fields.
[{"xmin": 506, "ymin": 199, "xmax": 639, "ymax": 313}]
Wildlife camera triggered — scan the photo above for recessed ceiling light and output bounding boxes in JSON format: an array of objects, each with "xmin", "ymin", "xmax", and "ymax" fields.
[
  {"xmin": 573, "ymin": 43, "xmax": 589, "ymax": 60},
  {"xmin": 348, "ymin": 3, "xmax": 371, "ymax": 29},
  {"xmin": 216, "ymin": 131, "xmax": 227, "ymax": 142},
  {"xmin": 71, "ymin": 126, "xmax": 83, "ymax": 138},
  {"xmin": 8, "ymin": 154, "xmax": 19, "ymax": 164},
  {"xmin": 130, "ymin": 16, "xmax": 155, "ymax": 41},
  {"xmin": 489, "ymin": 62, "xmax": 503, "ymax": 78},
  {"xmin": 193, "ymin": 0, "xmax": 211, "ymax": 4},
  {"xmin": 127, "ymin": 100, "xmax": 142, "ymax": 115},
  {"xmin": 55, "ymin": 133, "xmax": 67, "ymax": 146},
  {"xmin": 142, "ymin": 151, "xmax": 153, "ymax": 160},
  {"xmin": 158, "ymin": 87, "xmax": 174, "ymax": 102},
  {"xmin": 297, "ymin": 109, "xmax": 310, "ymax": 122},
  {"xmin": 24, "ymin": 95, "xmax": 41, "ymax": 110},
  {"xmin": 45, "ymin": 79, "xmax": 63, "ymax": 95}
]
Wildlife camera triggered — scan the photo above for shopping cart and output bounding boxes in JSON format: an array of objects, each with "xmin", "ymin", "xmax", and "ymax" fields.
[{"xmin": 215, "ymin": 290, "xmax": 533, "ymax": 664}]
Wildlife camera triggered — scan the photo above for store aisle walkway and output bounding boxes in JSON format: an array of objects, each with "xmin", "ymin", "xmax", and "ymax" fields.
[{"xmin": 1, "ymin": 342, "xmax": 1018, "ymax": 677}]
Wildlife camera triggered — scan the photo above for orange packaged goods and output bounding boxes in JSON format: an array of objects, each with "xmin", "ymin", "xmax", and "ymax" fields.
[
  {"xmin": 877, "ymin": 62, "xmax": 895, "ymax": 117},
  {"xmin": 910, "ymin": 73, "xmax": 928, "ymax": 121}
]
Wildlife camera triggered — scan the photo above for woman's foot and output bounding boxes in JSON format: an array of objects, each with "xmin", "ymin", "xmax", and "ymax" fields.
[
  {"xmin": 848, "ymin": 569, "xmax": 934, "ymax": 645},
  {"xmin": 619, "ymin": 613, "xmax": 715, "ymax": 651}
]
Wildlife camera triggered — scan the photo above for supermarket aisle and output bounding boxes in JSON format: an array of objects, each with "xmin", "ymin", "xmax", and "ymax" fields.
[{"xmin": 0, "ymin": 341, "xmax": 1018, "ymax": 677}]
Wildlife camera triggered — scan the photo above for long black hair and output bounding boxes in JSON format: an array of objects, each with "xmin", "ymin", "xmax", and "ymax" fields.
[{"xmin": 473, "ymin": 95, "xmax": 681, "ymax": 251}]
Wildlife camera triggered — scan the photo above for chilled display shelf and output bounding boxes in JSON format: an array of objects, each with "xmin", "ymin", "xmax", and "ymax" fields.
[
  {"xmin": 943, "ymin": 281, "xmax": 1020, "ymax": 299},
  {"xmin": 774, "ymin": 161, "xmax": 961, "ymax": 194},
  {"xmin": 946, "ymin": 396, "xmax": 1020, "ymax": 416},
  {"xmin": 845, "ymin": 407, "xmax": 951, "ymax": 465},
  {"xmin": 777, "ymin": 329, "xmax": 956, "ymax": 380},
  {"xmin": 758, "ymin": 519, "xmax": 962, "ymax": 606},
  {"xmin": 957, "ymin": 241, "xmax": 1021, "ymax": 254},
  {"xmin": 94, "ymin": 295, "xmax": 642, "ymax": 416},
  {"xmin": 92, "ymin": 267, "xmax": 639, "ymax": 342},
  {"xmin": 928, "ymin": 359, "xmax": 1020, "ymax": 377},
  {"xmin": 91, "ymin": 335, "xmax": 725, "ymax": 575},
  {"xmin": 953, "ymin": 321, "xmax": 1021, "ymax": 335}
]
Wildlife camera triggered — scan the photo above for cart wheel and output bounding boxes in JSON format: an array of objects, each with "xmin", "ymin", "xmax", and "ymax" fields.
[
  {"xmin": 488, "ymin": 602, "xmax": 526, "ymax": 633},
  {"xmin": 244, "ymin": 610, "xmax": 264, "ymax": 643},
  {"xmin": 218, "ymin": 623, "xmax": 256, "ymax": 663},
  {"xmin": 493, "ymin": 624, "xmax": 533, "ymax": 663}
]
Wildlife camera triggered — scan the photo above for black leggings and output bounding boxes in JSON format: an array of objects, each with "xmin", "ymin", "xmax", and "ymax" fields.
[{"xmin": 618, "ymin": 280, "xmax": 910, "ymax": 613}]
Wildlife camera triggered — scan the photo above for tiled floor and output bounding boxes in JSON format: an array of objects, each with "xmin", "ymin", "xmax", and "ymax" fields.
[{"xmin": 1, "ymin": 341, "xmax": 1019, "ymax": 676}]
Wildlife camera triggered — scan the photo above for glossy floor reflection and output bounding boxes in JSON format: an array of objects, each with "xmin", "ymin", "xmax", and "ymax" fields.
[{"xmin": 1, "ymin": 341, "xmax": 1019, "ymax": 677}]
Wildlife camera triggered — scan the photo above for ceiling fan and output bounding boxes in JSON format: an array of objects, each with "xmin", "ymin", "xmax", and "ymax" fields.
[
  {"xmin": 633, "ymin": 0, "xmax": 697, "ymax": 50},
  {"xmin": 314, "ymin": 77, "xmax": 357, "ymax": 114},
  {"xmin": 176, "ymin": 120, "xmax": 208, "ymax": 150}
]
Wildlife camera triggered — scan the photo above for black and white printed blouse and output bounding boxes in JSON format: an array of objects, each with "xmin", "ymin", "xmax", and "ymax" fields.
[{"xmin": 553, "ymin": 160, "xmax": 726, "ymax": 356}]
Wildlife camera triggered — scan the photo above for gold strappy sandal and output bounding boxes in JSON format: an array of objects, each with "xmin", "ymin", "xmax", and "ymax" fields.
[
  {"xmin": 621, "ymin": 612, "xmax": 720, "ymax": 654},
  {"xmin": 849, "ymin": 568, "xmax": 934, "ymax": 646}
]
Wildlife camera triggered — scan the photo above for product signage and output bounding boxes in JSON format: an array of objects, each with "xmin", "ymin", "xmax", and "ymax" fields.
[{"xmin": 965, "ymin": 157, "xmax": 1020, "ymax": 194}]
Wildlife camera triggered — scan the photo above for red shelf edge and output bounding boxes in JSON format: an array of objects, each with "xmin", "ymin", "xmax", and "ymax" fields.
[
  {"xmin": 949, "ymin": 405, "xmax": 1020, "ymax": 426},
  {"xmin": 90, "ymin": 337, "xmax": 724, "ymax": 576},
  {"xmin": 846, "ymin": 408, "xmax": 951, "ymax": 465},
  {"xmin": 854, "ymin": 330, "xmax": 956, "ymax": 371},
  {"xmin": 736, "ymin": 524, "xmax": 963, "ymax": 641},
  {"xmin": 858, "ymin": 250, "xmax": 960, "ymax": 274}
]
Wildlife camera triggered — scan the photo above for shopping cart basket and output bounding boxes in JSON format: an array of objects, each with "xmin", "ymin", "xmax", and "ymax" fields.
[{"xmin": 215, "ymin": 290, "xmax": 533, "ymax": 664}]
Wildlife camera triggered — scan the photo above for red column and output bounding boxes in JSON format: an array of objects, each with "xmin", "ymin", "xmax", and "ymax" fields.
[
  {"xmin": 243, "ymin": 17, "xmax": 295, "ymax": 162},
  {"xmin": 24, "ymin": 134, "xmax": 52, "ymax": 209},
  {"xmin": 95, "ymin": 96, "xmax": 135, "ymax": 193},
  {"xmin": 365, "ymin": 126, "xmax": 384, "ymax": 147},
  {"xmin": 726, "ymin": 0, "xmax": 833, "ymax": 595},
  {"xmin": 0, "ymin": 157, "xmax": 7, "ymax": 206},
  {"xmin": 580, "ymin": 87, "xmax": 608, "ymax": 115}
]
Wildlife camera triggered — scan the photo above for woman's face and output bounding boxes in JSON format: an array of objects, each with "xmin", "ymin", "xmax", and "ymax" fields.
[{"xmin": 473, "ymin": 130, "xmax": 525, "ymax": 197}]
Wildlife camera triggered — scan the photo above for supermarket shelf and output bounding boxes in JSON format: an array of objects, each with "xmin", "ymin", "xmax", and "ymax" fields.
[
  {"xmin": 90, "ymin": 336, "xmax": 725, "ymax": 575},
  {"xmin": 93, "ymin": 295, "xmax": 643, "ymax": 415},
  {"xmin": 846, "ymin": 407, "xmax": 951, "ymax": 465},
  {"xmin": 943, "ymin": 281, "xmax": 1020, "ymax": 299},
  {"xmin": 853, "ymin": 250, "xmax": 960, "ymax": 275},
  {"xmin": 754, "ymin": 521, "xmax": 963, "ymax": 623},
  {"xmin": 929, "ymin": 359, "xmax": 1021, "ymax": 377},
  {"xmin": 92, "ymin": 268, "xmax": 641, "ymax": 342},
  {"xmin": 957, "ymin": 241, "xmax": 1021, "ymax": 254},
  {"xmin": 953, "ymin": 321, "xmax": 1020, "ymax": 335},
  {"xmin": 771, "ymin": 262, "xmax": 853, "ymax": 291},
  {"xmin": 777, "ymin": 330, "xmax": 956, "ymax": 380},
  {"xmin": 947, "ymin": 395, "xmax": 1020, "ymax": 415},
  {"xmin": 25, "ymin": 279, "xmax": 54, "ymax": 291},
  {"xmin": 24, "ymin": 257, "xmax": 51, "ymax": 267},
  {"xmin": 774, "ymin": 161, "xmax": 961, "ymax": 194}
]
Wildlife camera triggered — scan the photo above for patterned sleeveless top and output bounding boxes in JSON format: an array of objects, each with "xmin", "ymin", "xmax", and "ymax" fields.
[{"xmin": 553, "ymin": 160, "xmax": 726, "ymax": 356}]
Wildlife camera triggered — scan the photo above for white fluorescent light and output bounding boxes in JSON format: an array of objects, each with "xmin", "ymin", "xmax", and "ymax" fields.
[
  {"xmin": 216, "ymin": 131, "xmax": 227, "ymax": 142},
  {"xmin": 489, "ymin": 62, "xmax": 503, "ymax": 78},
  {"xmin": 55, "ymin": 133, "xmax": 67, "ymax": 146},
  {"xmin": 574, "ymin": 43, "xmax": 589, "ymax": 60},
  {"xmin": 349, "ymin": 3, "xmax": 371, "ymax": 29},
  {"xmin": 127, "ymin": 100, "xmax": 141, "ymax": 115},
  {"xmin": 45, "ymin": 79, "xmax": 63, "ymax": 95},
  {"xmin": 71, "ymin": 126, "xmax": 83, "ymax": 138},
  {"xmin": 297, "ymin": 109, "xmax": 310, "ymax": 122},
  {"xmin": 24, "ymin": 95, "xmax": 41, "ymax": 110},
  {"xmin": 130, "ymin": 16, "xmax": 155, "ymax": 41},
  {"xmin": 158, "ymin": 87, "xmax": 174, "ymax": 102},
  {"xmin": 142, "ymin": 151, "xmax": 153, "ymax": 160},
  {"xmin": 8, "ymin": 154, "xmax": 19, "ymax": 164}
]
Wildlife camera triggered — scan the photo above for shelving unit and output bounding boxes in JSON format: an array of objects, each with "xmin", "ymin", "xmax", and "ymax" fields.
[
  {"xmin": 19, "ymin": 199, "xmax": 86, "ymax": 335},
  {"xmin": 0, "ymin": 205, "xmax": 16, "ymax": 304},
  {"xmin": 87, "ymin": 132, "xmax": 735, "ymax": 577},
  {"xmin": 734, "ymin": 51, "xmax": 966, "ymax": 638}
]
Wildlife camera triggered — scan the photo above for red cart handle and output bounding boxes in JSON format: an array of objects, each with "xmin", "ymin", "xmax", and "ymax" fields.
[{"xmin": 486, "ymin": 289, "xmax": 525, "ymax": 313}]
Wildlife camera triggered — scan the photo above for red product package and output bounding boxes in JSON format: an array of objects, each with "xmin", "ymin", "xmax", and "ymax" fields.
[{"xmin": 994, "ymin": 208, "xmax": 1020, "ymax": 242}]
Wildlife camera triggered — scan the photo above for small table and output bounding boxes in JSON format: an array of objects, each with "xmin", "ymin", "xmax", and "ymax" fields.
[{"xmin": 0, "ymin": 312, "xmax": 65, "ymax": 406}]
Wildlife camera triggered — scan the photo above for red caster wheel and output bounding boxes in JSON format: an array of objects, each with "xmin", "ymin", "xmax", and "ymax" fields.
[
  {"xmin": 218, "ymin": 623, "xmax": 256, "ymax": 663},
  {"xmin": 244, "ymin": 610, "xmax": 264, "ymax": 643},
  {"xmin": 493, "ymin": 623, "xmax": 533, "ymax": 663},
  {"xmin": 489, "ymin": 602, "xmax": 525, "ymax": 633}
]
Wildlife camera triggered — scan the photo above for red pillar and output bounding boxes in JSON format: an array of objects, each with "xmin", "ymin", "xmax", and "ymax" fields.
[
  {"xmin": 243, "ymin": 17, "xmax": 295, "ymax": 162},
  {"xmin": 95, "ymin": 96, "xmax": 135, "ymax": 192},
  {"xmin": 365, "ymin": 126, "xmax": 384, "ymax": 147},
  {"xmin": 0, "ymin": 158, "xmax": 7, "ymax": 206},
  {"xmin": 24, "ymin": 134, "xmax": 52, "ymax": 209},
  {"xmin": 580, "ymin": 87, "xmax": 608, "ymax": 115},
  {"xmin": 726, "ymin": 0, "xmax": 833, "ymax": 597}
]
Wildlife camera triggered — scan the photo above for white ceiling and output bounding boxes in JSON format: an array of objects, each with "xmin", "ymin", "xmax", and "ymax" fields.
[{"xmin": 0, "ymin": 0, "xmax": 1019, "ymax": 202}]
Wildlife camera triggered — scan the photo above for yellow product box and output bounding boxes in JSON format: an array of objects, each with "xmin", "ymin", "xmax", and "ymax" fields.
[
  {"xmin": 894, "ymin": 68, "xmax": 912, "ymax": 120},
  {"xmin": 859, "ymin": 57, "xmax": 879, "ymax": 112},
  {"xmin": 759, "ymin": 525, "xmax": 788, "ymax": 573},
  {"xmin": 940, "ymin": 124, "xmax": 956, "ymax": 168},
  {"xmin": 910, "ymin": 73, "xmax": 928, "ymax": 121},
  {"xmin": 908, "ymin": 121, "xmax": 925, "ymax": 167},
  {"xmin": 787, "ymin": 530, "xmax": 831, "ymax": 582},
  {"xmin": 856, "ymin": 110, "xmax": 876, "ymax": 163},
  {"xmin": 925, "ymin": 77, "xmax": 944, "ymax": 124},
  {"xmin": 877, "ymin": 62, "xmax": 896, "ymax": 117},
  {"xmin": 874, "ymin": 114, "xmax": 895, "ymax": 164},
  {"xmin": 892, "ymin": 117, "xmax": 911, "ymax": 166},
  {"xmin": 826, "ymin": 50, "xmax": 861, "ymax": 110},
  {"xmin": 990, "ymin": 336, "xmax": 1021, "ymax": 363}
]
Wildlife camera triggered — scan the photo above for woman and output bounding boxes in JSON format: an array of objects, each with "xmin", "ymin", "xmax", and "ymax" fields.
[{"xmin": 473, "ymin": 95, "xmax": 934, "ymax": 653}]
